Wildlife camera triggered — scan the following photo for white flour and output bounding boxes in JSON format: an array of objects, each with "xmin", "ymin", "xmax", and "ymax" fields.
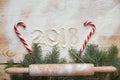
[{"xmin": 2, "ymin": 0, "xmax": 120, "ymax": 60}]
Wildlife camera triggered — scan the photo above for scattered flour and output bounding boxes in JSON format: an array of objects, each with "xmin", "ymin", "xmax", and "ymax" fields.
[{"xmin": 2, "ymin": 0, "xmax": 120, "ymax": 60}]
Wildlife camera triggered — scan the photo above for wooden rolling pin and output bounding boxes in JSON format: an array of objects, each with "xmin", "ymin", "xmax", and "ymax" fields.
[{"xmin": 5, "ymin": 64, "xmax": 117, "ymax": 76}]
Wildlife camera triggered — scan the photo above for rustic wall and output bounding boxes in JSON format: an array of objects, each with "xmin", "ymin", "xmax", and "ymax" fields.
[{"xmin": 0, "ymin": 0, "xmax": 120, "ymax": 79}]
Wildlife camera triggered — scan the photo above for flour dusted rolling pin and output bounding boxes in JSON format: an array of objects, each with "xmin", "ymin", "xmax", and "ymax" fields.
[{"xmin": 6, "ymin": 64, "xmax": 117, "ymax": 76}]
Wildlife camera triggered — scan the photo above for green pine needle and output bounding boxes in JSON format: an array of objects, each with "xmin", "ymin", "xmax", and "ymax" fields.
[
  {"xmin": 44, "ymin": 45, "xmax": 60, "ymax": 63},
  {"xmin": 6, "ymin": 43, "xmax": 120, "ymax": 80}
]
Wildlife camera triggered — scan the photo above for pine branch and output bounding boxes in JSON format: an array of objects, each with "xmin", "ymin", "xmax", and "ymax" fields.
[
  {"xmin": 31, "ymin": 43, "xmax": 43, "ymax": 64},
  {"xmin": 5, "ymin": 60, "xmax": 14, "ymax": 68},
  {"xmin": 69, "ymin": 47, "xmax": 83, "ymax": 63},
  {"xmin": 44, "ymin": 45, "xmax": 60, "ymax": 64},
  {"xmin": 6, "ymin": 44, "xmax": 120, "ymax": 80},
  {"xmin": 21, "ymin": 54, "xmax": 36, "ymax": 67}
]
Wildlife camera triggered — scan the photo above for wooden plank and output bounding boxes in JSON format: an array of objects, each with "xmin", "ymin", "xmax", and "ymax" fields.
[
  {"xmin": 0, "ymin": 0, "xmax": 120, "ymax": 79},
  {"xmin": 0, "ymin": 64, "xmax": 10, "ymax": 80}
]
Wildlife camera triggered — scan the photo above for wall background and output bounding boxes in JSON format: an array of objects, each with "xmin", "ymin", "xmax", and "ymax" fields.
[{"xmin": 0, "ymin": 0, "xmax": 120, "ymax": 79}]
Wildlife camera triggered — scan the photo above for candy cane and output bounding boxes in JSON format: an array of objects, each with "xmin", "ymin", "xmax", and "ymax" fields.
[
  {"xmin": 14, "ymin": 22, "xmax": 32, "ymax": 54},
  {"xmin": 80, "ymin": 21, "xmax": 96, "ymax": 54}
]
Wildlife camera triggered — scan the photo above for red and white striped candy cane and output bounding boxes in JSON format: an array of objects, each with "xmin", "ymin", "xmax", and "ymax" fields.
[
  {"xmin": 80, "ymin": 21, "xmax": 96, "ymax": 54},
  {"xmin": 14, "ymin": 22, "xmax": 32, "ymax": 54}
]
